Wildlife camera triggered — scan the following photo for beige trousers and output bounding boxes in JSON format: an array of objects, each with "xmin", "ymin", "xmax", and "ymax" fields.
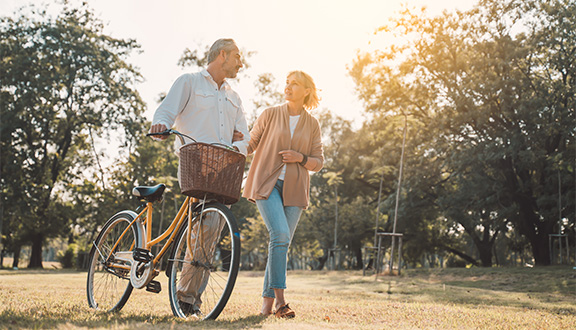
[{"xmin": 176, "ymin": 210, "xmax": 225, "ymax": 307}]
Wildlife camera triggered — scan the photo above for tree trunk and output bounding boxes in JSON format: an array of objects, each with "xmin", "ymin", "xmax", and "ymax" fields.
[
  {"xmin": 315, "ymin": 250, "xmax": 329, "ymax": 270},
  {"xmin": 515, "ymin": 198, "xmax": 552, "ymax": 266},
  {"xmin": 530, "ymin": 232, "xmax": 551, "ymax": 266},
  {"xmin": 354, "ymin": 245, "xmax": 363, "ymax": 270},
  {"xmin": 501, "ymin": 158, "xmax": 552, "ymax": 266},
  {"xmin": 12, "ymin": 245, "xmax": 21, "ymax": 269},
  {"xmin": 476, "ymin": 243, "xmax": 493, "ymax": 267},
  {"xmin": 470, "ymin": 220, "xmax": 498, "ymax": 267},
  {"xmin": 28, "ymin": 233, "xmax": 44, "ymax": 269},
  {"xmin": 442, "ymin": 245, "xmax": 480, "ymax": 266}
]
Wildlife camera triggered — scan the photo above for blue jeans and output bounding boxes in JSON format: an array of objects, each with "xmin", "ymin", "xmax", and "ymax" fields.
[{"xmin": 256, "ymin": 180, "xmax": 303, "ymax": 298}]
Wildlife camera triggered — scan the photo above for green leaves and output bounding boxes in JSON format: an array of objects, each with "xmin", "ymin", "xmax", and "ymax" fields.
[
  {"xmin": 349, "ymin": 0, "xmax": 575, "ymax": 266},
  {"xmin": 0, "ymin": 1, "xmax": 145, "ymax": 267}
]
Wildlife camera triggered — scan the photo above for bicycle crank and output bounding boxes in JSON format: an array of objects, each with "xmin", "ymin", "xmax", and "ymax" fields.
[{"xmin": 130, "ymin": 260, "xmax": 157, "ymax": 289}]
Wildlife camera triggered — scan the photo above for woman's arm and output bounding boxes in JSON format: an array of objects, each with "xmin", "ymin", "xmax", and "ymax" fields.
[
  {"xmin": 279, "ymin": 121, "xmax": 324, "ymax": 172},
  {"xmin": 301, "ymin": 122, "xmax": 324, "ymax": 172},
  {"xmin": 247, "ymin": 108, "xmax": 269, "ymax": 155}
]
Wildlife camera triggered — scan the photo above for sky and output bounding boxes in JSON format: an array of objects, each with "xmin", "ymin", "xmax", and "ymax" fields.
[{"xmin": 1, "ymin": 0, "xmax": 478, "ymax": 127}]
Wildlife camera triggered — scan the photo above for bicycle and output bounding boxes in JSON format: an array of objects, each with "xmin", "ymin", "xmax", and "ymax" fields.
[{"xmin": 86, "ymin": 129, "xmax": 245, "ymax": 320}]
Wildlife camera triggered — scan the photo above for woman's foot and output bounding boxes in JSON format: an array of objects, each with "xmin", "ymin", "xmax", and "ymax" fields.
[
  {"xmin": 274, "ymin": 304, "xmax": 295, "ymax": 319},
  {"xmin": 261, "ymin": 297, "xmax": 275, "ymax": 316}
]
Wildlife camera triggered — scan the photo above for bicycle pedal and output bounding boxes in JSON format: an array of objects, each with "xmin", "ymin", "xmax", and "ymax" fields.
[
  {"xmin": 146, "ymin": 280, "xmax": 161, "ymax": 293},
  {"xmin": 133, "ymin": 247, "xmax": 153, "ymax": 263}
]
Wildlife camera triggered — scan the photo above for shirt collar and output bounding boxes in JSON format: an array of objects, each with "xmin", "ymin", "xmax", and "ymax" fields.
[{"xmin": 201, "ymin": 68, "xmax": 229, "ymax": 90}]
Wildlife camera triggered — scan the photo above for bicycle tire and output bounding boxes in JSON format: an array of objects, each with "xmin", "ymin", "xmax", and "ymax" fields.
[
  {"xmin": 167, "ymin": 202, "xmax": 240, "ymax": 320},
  {"xmin": 86, "ymin": 211, "xmax": 143, "ymax": 312}
]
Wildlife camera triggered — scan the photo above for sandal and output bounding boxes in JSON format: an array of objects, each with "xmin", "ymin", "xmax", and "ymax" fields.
[{"xmin": 274, "ymin": 304, "xmax": 295, "ymax": 319}]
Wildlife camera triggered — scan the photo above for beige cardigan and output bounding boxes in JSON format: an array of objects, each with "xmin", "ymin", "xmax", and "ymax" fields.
[{"xmin": 242, "ymin": 103, "xmax": 324, "ymax": 208}]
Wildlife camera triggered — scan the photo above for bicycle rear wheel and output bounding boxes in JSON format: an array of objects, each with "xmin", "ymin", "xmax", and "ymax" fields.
[
  {"xmin": 168, "ymin": 202, "xmax": 240, "ymax": 320},
  {"xmin": 86, "ymin": 211, "xmax": 142, "ymax": 312}
]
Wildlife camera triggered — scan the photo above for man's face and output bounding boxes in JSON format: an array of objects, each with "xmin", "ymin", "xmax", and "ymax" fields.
[{"xmin": 222, "ymin": 46, "xmax": 243, "ymax": 79}]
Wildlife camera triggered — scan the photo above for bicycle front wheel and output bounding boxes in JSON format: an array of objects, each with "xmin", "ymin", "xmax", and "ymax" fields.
[
  {"xmin": 86, "ymin": 211, "xmax": 142, "ymax": 312},
  {"xmin": 168, "ymin": 202, "xmax": 240, "ymax": 320}
]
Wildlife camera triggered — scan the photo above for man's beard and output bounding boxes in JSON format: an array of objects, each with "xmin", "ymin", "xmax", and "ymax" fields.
[
  {"xmin": 222, "ymin": 59, "xmax": 239, "ymax": 78},
  {"xmin": 227, "ymin": 69, "xmax": 238, "ymax": 78}
]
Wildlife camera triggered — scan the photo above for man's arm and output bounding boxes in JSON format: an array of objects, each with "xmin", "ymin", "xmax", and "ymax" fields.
[{"xmin": 150, "ymin": 74, "xmax": 192, "ymax": 138}]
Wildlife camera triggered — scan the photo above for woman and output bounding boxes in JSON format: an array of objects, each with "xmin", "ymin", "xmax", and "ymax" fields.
[{"xmin": 243, "ymin": 70, "xmax": 324, "ymax": 318}]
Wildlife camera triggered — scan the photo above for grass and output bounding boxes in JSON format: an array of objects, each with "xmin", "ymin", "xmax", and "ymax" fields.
[{"xmin": 0, "ymin": 266, "xmax": 575, "ymax": 329}]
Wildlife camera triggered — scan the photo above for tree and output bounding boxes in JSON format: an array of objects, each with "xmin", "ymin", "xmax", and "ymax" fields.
[
  {"xmin": 350, "ymin": 0, "xmax": 575, "ymax": 266},
  {"xmin": 294, "ymin": 109, "xmax": 387, "ymax": 270},
  {"xmin": 0, "ymin": 2, "xmax": 145, "ymax": 268},
  {"xmin": 251, "ymin": 73, "xmax": 284, "ymax": 111}
]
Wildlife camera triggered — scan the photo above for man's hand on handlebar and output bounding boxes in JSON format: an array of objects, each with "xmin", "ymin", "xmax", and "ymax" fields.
[{"xmin": 149, "ymin": 124, "xmax": 169, "ymax": 140}]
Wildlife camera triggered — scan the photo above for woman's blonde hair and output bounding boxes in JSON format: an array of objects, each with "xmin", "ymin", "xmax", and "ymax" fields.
[{"xmin": 287, "ymin": 70, "xmax": 320, "ymax": 110}]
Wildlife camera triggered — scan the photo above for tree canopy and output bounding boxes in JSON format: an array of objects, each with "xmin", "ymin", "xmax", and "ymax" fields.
[
  {"xmin": 350, "ymin": 0, "xmax": 575, "ymax": 266},
  {"xmin": 1, "ymin": 0, "xmax": 574, "ymax": 269},
  {"xmin": 0, "ymin": 2, "xmax": 145, "ymax": 267}
]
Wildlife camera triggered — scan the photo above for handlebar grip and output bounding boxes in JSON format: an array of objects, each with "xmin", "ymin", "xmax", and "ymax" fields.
[
  {"xmin": 146, "ymin": 130, "xmax": 171, "ymax": 136},
  {"xmin": 146, "ymin": 128, "xmax": 196, "ymax": 145}
]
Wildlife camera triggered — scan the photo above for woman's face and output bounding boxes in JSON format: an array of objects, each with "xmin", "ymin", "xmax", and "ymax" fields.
[{"xmin": 284, "ymin": 75, "xmax": 310, "ymax": 103}]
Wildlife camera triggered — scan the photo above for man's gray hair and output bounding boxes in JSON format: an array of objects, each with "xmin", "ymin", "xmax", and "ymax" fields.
[{"xmin": 207, "ymin": 39, "xmax": 237, "ymax": 63}]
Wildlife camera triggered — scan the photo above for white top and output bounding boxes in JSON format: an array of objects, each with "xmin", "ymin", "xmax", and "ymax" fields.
[
  {"xmin": 152, "ymin": 69, "xmax": 250, "ymax": 155},
  {"xmin": 278, "ymin": 115, "xmax": 300, "ymax": 181}
]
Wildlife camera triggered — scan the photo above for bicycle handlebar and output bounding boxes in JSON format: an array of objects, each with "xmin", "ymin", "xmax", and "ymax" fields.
[
  {"xmin": 146, "ymin": 129, "xmax": 237, "ymax": 152},
  {"xmin": 146, "ymin": 129, "xmax": 196, "ymax": 145}
]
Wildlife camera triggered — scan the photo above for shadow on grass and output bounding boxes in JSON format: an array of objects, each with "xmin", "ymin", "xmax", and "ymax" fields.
[
  {"xmin": 308, "ymin": 267, "xmax": 576, "ymax": 316},
  {"xmin": 384, "ymin": 267, "xmax": 576, "ymax": 315},
  {"xmin": 0, "ymin": 309, "xmax": 269, "ymax": 329},
  {"xmin": 410, "ymin": 266, "xmax": 576, "ymax": 295}
]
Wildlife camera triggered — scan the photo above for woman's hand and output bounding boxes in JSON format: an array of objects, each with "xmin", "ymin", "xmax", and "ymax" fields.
[
  {"xmin": 279, "ymin": 150, "xmax": 304, "ymax": 163},
  {"xmin": 232, "ymin": 130, "xmax": 244, "ymax": 142}
]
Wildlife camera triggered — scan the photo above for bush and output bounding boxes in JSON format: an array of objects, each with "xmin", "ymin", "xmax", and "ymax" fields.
[{"xmin": 57, "ymin": 244, "xmax": 78, "ymax": 268}]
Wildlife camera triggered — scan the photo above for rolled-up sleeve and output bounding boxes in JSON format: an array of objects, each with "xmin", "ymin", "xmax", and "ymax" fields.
[
  {"xmin": 246, "ymin": 108, "xmax": 268, "ymax": 155},
  {"xmin": 303, "ymin": 122, "xmax": 324, "ymax": 172}
]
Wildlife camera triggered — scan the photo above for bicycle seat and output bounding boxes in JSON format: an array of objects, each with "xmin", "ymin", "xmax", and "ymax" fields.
[{"xmin": 132, "ymin": 184, "xmax": 166, "ymax": 202}]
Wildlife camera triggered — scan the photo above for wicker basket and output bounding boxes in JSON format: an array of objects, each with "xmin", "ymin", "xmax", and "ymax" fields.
[{"xmin": 179, "ymin": 142, "xmax": 246, "ymax": 204}]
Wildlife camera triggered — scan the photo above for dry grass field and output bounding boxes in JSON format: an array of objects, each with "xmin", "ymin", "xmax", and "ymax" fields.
[{"xmin": 0, "ymin": 266, "xmax": 575, "ymax": 329}]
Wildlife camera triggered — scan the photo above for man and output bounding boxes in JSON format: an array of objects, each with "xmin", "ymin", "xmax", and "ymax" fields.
[
  {"xmin": 149, "ymin": 38, "xmax": 249, "ymax": 317},
  {"xmin": 150, "ymin": 38, "xmax": 249, "ymax": 153}
]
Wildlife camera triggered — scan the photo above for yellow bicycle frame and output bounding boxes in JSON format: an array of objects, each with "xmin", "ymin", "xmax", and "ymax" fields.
[{"xmin": 107, "ymin": 196, "xmax": 199, "ymax": 269}]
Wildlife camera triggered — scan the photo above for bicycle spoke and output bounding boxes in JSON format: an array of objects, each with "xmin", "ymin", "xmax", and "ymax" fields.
[
  {"xmin": 87, "ymin": 212, "xmax": 138, "ymax": 312},
  {"xmin": 167, "ymin": 203, "xmax": 240, "ymax": 320}
]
